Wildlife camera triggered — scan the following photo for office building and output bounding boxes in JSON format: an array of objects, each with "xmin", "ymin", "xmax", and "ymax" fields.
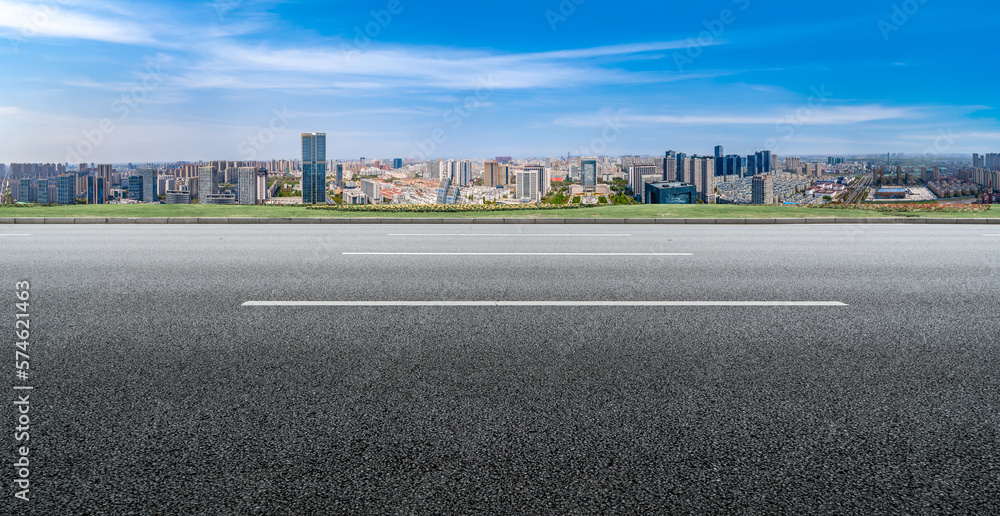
[
  {"xmin": 37, "ymin": 178, "xmax": 50, "ymax": 204},
  {"xmin": 302, "ymin": 133, "xmax": 327, "ymax": 204},
  {"xmin": 645, "ymin": 182, "xmax": 696, "ymax": 204},
  {"xmin": 137, "ymin": 169, "xmax": 156, "ymax": 202},
  {"xmin": 19, "ymin": 178, "xmax": 35, "ymax": 203},
  {"xmin": 205, "ymin": 193, "xmax": 236, "ymax": 205},
  {"xmin": 57, "ymin": 174, "xmax": 76, "ymax": 204},
  {"xmin": 128, "ymin": 175, "xmax": 143, "ymax": 201},
  {"xmin": 198, "ymin": 166, "xmax": 217, "ymax": 204},
  {"xmin": 714, "ymin": 146, "xmax": 725, "ymax": 176},
  {"xmin": 335, "ymin": 163, "xmax": 344, "ymax": 189},
  {"xmin": 343, "ymin": 188, "xmax": 367, "ymax": 204},
  {"xmin": 360, "ymin": 179, "xmax": 383, "ymax": 204},
  {"xmin": 237, "ymin": 167, "xmax": 256, "ymax": 205},
  {"xmin": 87, "ymin": 176, "xmax": 106, "ymax": 205},
  {"xmin": 436, "ymin": 175, "xmax": 453, "ymax": 204},
  {"xmin": 523, "ymin": 165, "xmax": 549, "ymax": 196},
  {"xmin": 581, "ymin": 157, "xmax": 597, "ymax": 193},
  {"xmin": 759, "ymin": 150, "xmax": 772, "ymax": 173},
  {"xmin": 458, "ymin": 160, "xmax": 473, "ymax": 187},
  {"xmin": 393, "ymin": 158, "xmax": 403, "ymax": 170},
  {"xmin": 484, "ymin": 160, "xmax": 503, "ymax": 188},
  {"xmin": 95, "ymin": 164, "xmax": 113, "ymax": 203},
  {"xmin": 515, "ymin": 170, "xmax": 540, "ymax": 202},
  {"xmin": 628, "ymin": 165, "xmax": 658, "ymax": 198},
  {"xmin": 165, "ymin": 191, "xmax": 191, "ymax": 204},
  {"xmin": 722, "ymin": 155, "xmax": 742, "ymax": 177},
  {"xmin": 752, "ymin": 174, "xmax": 774, "ymax": 205}
]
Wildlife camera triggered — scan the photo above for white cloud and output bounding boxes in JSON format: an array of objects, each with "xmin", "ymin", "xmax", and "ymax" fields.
[
  {"xmin": 554, "ymin": 106, "xmax": 919, "ymax": 127},
  {"xmin": 0, "ymin": 0, "xmax": 155, "ymax": 45},
  {"xmin": 170, "ymin": 40, "xmax": 714, "ymax": 92}
]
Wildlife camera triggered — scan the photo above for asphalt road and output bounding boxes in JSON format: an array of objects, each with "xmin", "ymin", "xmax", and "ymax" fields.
[{"xmin": 2, "ymin": 224, "xmax": 999, "ymax": 514}]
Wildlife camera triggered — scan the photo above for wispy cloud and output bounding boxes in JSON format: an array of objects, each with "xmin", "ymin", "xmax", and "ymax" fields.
[
  {"xmin": 0, "ymin": 0, "xmax": 155, "ymax": 45},
  {"xmin": 173, "ymin": 41, "xmax": 715, "ymax": 91},
  {"xmin": 555, "ymin": 106, "xmax": 920, "ymax": 128}
]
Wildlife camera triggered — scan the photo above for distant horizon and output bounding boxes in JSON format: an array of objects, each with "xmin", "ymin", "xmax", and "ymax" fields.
[
  {"xmin": 4, "ymin": 153, "xmax": 978, "ymax": 169},
  {"xmin": 2, "ymin": 1, "xmax": 998, "ymax": 162}
]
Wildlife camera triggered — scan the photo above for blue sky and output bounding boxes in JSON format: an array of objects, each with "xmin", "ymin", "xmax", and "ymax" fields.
[{"xmin": 1, "ymin": 0, "xmax": 997, "ymax": 162}]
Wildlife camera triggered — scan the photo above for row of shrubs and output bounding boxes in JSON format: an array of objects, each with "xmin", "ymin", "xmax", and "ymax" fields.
[{"xmin": 809, "ymin": 203, "xmax": 991, "ymax": 213}]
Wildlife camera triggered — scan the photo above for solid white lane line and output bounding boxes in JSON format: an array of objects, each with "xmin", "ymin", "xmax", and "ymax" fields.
[
  {"xmin": 243, "ymin": 301, "xmax": 848, "ymax": 307},
  {"xmin": 0, "ymin": 234, "xmax": 32, "ymax": 236},
  {"xmin": 387, "ymin": 234, "xmax": 633, "ymax": 237},
  {"xmin": 342, "ymin": 252, "xmax": 691, "ymax": 256}
]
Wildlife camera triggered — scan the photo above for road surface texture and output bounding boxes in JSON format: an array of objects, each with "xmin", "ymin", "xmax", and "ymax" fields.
[{"xmin": 2, "ymin": 224, "xmax": 998, "ymax": 514}]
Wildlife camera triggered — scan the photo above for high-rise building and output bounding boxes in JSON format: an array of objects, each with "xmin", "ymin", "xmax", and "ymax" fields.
[
  {"xmin": 57, "ymin": 174, "xmax": 76, "ymax": 204},
  {"xmin": 987, "ymin": 153, "xmax": 1000, "ymax": 171},
  {"xmin": 335, "ymin": 163, "xmax": 344, "ymax": 190},
  {"xmin": 715, "ymin": 145, "xmax": 724, "ymax": 158},
  {"xmin": 458, "ymin": 160, "xmax": 473, "ymax": 187},
  {"xmin": 198, "ymin": 166, "xmax": 217, "ymax": 204},
  {"xmin": 128, "ymin": 175, "xmax": 143, "ymax": 201},
  {"xmin": 581, "ymin": 157, "xmax": 597, "ymax": 193},
  {"xmin": 19, "ymin": 178, "xmax": 35, "ymax": 203},
  {"xmin": 523, "ymin": 165, "xmax": 548, "ymax": 196},
  {"xmin": 747, "ymin": 154, "xmax": 758, "ymax": 177},
  {"xmin": 752, "ymin": 174, "xmax": 774, "ymax": 205},
  {"xmin": 697, "ymin": 157, "xmax": 715, "ymax": 203},
  {"xmin": 664, "ymin": 156, "xmax": 678, "ymax": 182},
  {"xmin": 37, "ymin": 178, "xmax": 50, "ymax": 204},
  {"xmin": 484, "ymin": 160, "xmax": 503, "ymax": 188},
  {"xmin": 302, "ymin": 133, "xmax": 327, "ymax": 204},
  {"xmin": 724, "ymin": 155, "xmax": 743, "ymax": 177},
  {"xmin": 96, "ymin": 164, "xmax": 113, "ymax": 203},
  {"xmin": 628, "ymin": 165, "xmax": 658, "ymax": 198},
  {"xmin": 664, "ymin": 151, "xmax": 678, "ymax": 181},
  {"xmin": 138, "ymin": 168, "xmax": 156, "ymax": 202},
  {"xmin": 714, "ymin": 146, "xmax": 725, "ymax": 177},
  {"xmin": 445, "ymin": 160, "xmax": 458, "ymax": 182},
  {"xmin": 393, "ymin": 158, "xmax": 403, "ymax": 170},
  {"xmin": 237, "ymin": 167, "xmax": 258, "ymax": 205},
  {"xmin": 515, "ymin": 170, "xmax": 541, "ymax": 202},
  {"xmin": 87, "ymin": 176, "xmax": 106, "ymax": 205}
]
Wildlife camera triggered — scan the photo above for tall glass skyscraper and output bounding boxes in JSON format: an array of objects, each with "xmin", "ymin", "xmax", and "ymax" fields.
[
  {"xmin": 581, "ymin": 157, "xmax": 597, "ymax": 192},
  {"xmin": 302, "ymin": 133, "xmax": 327, "ymax": 204},
  {"xmin": 87, "ymin": 176, "xmax": 106, "ymax": 205},
  {"xmin": 57, "ymin": 174, "xmax": 76, "ymax": 204}
]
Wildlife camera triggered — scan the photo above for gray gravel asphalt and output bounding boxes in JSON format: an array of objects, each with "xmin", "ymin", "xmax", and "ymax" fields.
[{"xmin": 2, "ymin": 224, "xmax": 999, "ymax": 514}]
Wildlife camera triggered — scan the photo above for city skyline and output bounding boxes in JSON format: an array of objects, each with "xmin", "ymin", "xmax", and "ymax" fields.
[{"xmin": 1, "ymin": 1, "xmax": 998, "ymax": 162}]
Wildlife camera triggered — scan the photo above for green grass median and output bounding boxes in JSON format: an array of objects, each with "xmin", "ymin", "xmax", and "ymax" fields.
[{"xmin": 0, "ymin": 203, "xmax": 993, "ymax": 219}]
